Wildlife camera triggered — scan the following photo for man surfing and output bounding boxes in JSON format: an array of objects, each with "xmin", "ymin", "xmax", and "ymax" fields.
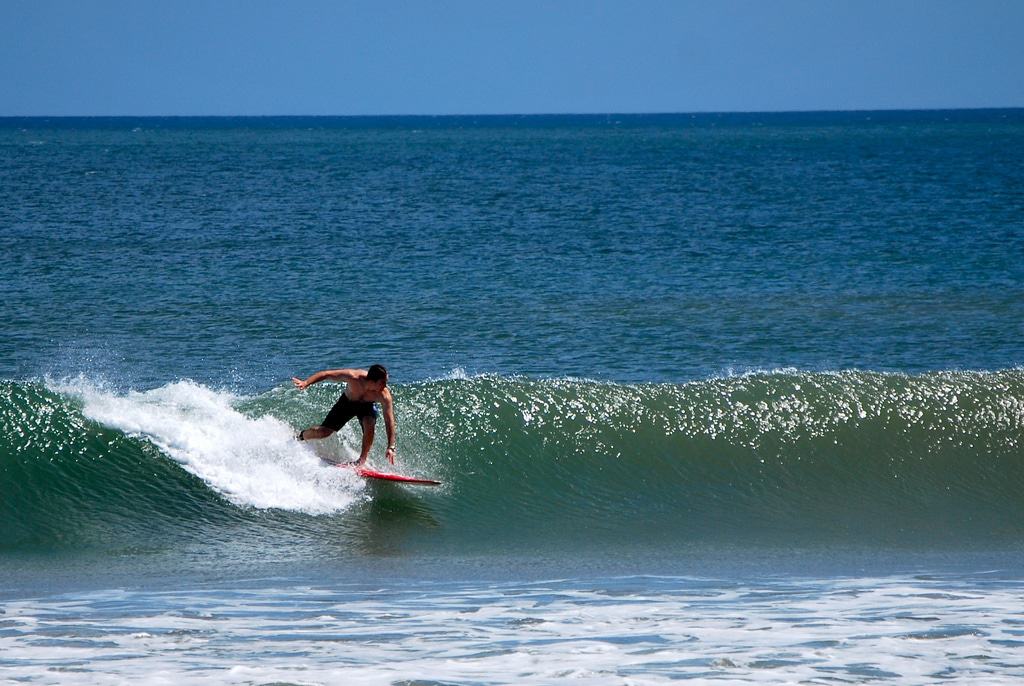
[{"xmin": 292, "ymin": 364, "xmax": 396, "ymax": 466}]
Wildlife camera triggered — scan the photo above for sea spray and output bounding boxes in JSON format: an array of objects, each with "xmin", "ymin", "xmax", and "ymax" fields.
[{"xmin": 55, "ymin": 378, "xmax": 363, "ymax": 513}]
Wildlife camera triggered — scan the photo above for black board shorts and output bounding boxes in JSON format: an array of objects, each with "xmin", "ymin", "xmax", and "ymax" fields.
[{"xmin": 322, "ymin": 394, "xmax": 378, "ymax": 431}]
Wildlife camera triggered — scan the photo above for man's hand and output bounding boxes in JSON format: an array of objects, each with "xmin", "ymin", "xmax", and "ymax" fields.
[
  {"xmin": 292, "ymin": 377, "xmax": 310, "ymax": 391},
  {"xmin": 386, "ymin": 446, "xmax": 396, "ymax": 464}
]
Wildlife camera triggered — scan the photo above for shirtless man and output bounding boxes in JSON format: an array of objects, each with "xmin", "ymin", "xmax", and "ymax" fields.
[{"xmin": 292, "ymin": 364, "xmax": 396, "ymax": 466}]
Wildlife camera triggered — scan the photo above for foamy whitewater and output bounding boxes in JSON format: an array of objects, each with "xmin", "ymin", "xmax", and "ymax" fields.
[
  {"xmin": 3, "ymin": 112, "xmax": 1024, "ymax": 683},
  {"xmin": 54, "ymin": 378, "xmax": 364, "ymax": 514},
  {"xmin": 4, "ymin": 575, "xmax": 1023, "ymax": 685}
]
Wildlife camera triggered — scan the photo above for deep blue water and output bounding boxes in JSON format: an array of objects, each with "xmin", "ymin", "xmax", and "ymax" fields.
[{"xmin": 3, "ymin": 110, "xmax": 1023, "ymax": 389}]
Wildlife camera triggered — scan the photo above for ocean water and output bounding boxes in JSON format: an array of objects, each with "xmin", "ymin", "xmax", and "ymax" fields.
[{"xmin": 2, "ymin": 111, "xmax": 1024, "ymax": 684}]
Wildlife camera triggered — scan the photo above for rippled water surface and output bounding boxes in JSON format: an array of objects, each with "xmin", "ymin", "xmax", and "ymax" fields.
[{"xmin": 2, "ymin": 111, "xmax": 1023, "ymax": 683}]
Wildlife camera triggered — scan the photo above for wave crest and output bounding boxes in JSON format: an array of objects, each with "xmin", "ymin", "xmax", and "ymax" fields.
[{"xmin": 2, "ymin": 370, "xmax": 1023, "ymax": 550}]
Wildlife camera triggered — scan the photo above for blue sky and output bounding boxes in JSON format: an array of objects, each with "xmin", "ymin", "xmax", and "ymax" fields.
[{"xmin": 3, "ymin": 0, "xmax": 1022, "ymax": 116}]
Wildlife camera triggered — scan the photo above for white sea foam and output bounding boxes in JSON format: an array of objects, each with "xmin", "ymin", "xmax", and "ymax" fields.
[
  {"xmin": 51, "ymin": 378, "xmax": 363, "ymax": 514},
  {"xmin": 1, "ymin": 575, "xmax": 1022, "ymax": 685}
]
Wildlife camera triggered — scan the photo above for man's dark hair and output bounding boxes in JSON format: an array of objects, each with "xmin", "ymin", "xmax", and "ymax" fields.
[{"xmin": 367, "ymin": 364, "xmax": 388, "ymax": 383}]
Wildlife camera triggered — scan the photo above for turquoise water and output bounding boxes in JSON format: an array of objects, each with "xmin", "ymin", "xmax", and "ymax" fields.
[{"xmin": 2, "ymin": 111, "xmax": 1024, "ymax": 683}]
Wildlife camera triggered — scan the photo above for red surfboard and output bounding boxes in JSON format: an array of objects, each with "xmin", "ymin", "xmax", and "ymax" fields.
[{"xmin": 338, "ymin": 463, "xmax": 441, "ymax": 486}]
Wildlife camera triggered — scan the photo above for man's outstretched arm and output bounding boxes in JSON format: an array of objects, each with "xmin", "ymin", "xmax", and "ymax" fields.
[{"xmin": 292, "ymin": 368, "xmax": 363, "ymax": 390}]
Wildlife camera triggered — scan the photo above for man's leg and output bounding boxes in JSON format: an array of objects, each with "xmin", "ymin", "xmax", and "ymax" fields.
[
  {"xmin": 299, "ymin": 396, "xmax": 353, "ymax": 442},
  {"xmin": 355, "ymin": 415, "xmax": 376, "ymax": 465},
  {"xmin": 298, "ymin": 426, "xmax": 336, "ymax": 441}
]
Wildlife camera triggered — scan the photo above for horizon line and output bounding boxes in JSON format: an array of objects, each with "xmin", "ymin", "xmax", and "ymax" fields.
[{"xmin": 2, "ymin": 106, "xmax": 1023, "ymax": 120}]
